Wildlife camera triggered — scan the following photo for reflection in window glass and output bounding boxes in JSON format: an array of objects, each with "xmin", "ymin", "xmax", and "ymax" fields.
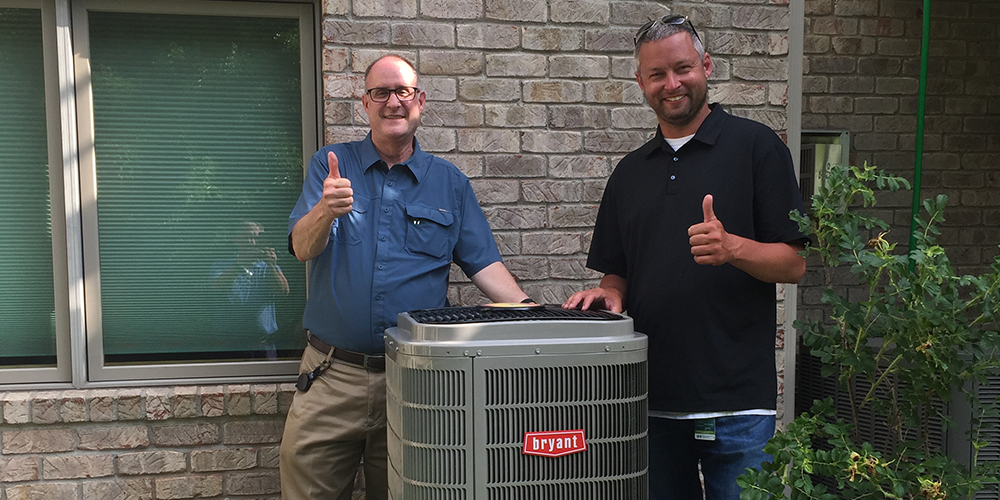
[
  {"xmin": 0, "ymin": 8, "xmax": 57, "ymax": 368},
  {"xmin": 89, "ymin": 12, "xmax": 307, "ymax": 364}
]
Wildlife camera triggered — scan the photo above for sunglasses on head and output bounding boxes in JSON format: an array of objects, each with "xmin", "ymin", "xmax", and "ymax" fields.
[{"xmin": 633, "ymin": 15, "xmax": 701, "ymax": 47}]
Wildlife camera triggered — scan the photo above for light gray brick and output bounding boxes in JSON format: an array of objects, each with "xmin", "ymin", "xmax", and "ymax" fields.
[
  {"xmin": 78, "ymin": 425, "xmax": 149, "ymax": 451},
  {"xmin": 225, "ymin": 385, "xmax": 252, "ymax": 416},
  {"xmin": 457, "ymin": 24, "xmax": 519, "ymax": 48},
  {"xmin": 585, "ymin": 27, "xmax": 633, "ymax": 52},
  {"xmin": 42, "ymin": 454, "xmax": 114, "ymax": 480},
  {"xmin": 770, "ymin": 33, "xmax": 790, "ymax": 56},
  {"xmin": 484, "ymin": 154, "xmax": 546, "ymax": 177},
  {"xmin": 31, "ymin": 391, "xmax": 63, "ymax": 424},
  {"xmin": 522, "ymin": 232, "xmax": 583, "ymax": 254},
  {"xmin": 504, "ymin": 256, "xmax": 551, "ymax": 281},
  {"xmin": 82, "ymin": 478, "xmax": 154, "ymax": 500},
  {"xmin": 392, "ymin": 22, "xmax": 455, "ymax": 47},
  {"xmin": 471, "ymin": 179, "xmax": 521, "ymax": 203},
  {"xmin": 172, "ymin": 386, "xmax": 199, "ymax": 419},
  {"xmin": 2, "ymin": 391, "xmax": 31, "ymax": 424},
  {"xmin": 583, "ymin": 179, "xmax": 607, "ymax": 202},
  {"xmin": 223, "ymin": 420, "xmax": 285, "ymax": 445},
  {"xmin": 191, "ymin": 448, "xmax": 256, "ymax": 472},
  {"xmin": 735, "ymin": 109, "xmax": 787, "ymax": 131},
  {"xmin": 732, "ymin": 57, "xmax": 788, "ymax": 81},
  {"xmin": 486, "ymin": 54, "xmax": 547, "ymax": 77},
  {"xmin": 458, "ymin": 129, "xmax": 520, "ymax": 153},
  {"xmin": 493, "ymin": 232, "xmax": 521, "ymax": 255},
  {"xmin": 2, "ymin": 428, "xmax": 75, "ymax": 454},
  {"xmin": 323, "ymin": 74, "xmax": 364, "ymax": 99},
  {"xmin": 260, "ymin": 445, "xmax": 281, "ymax": 468},
  {"xmin": 711, "ymin": 32, "xmax": 773, "ymax": 56},
  {"xmin": 485, "ymin": 104, "xmax": 547, "ymax": 127},
  {"xmin": 150, "ymin": 423, "xmax": 219, "ymax": 447},
  {"xmin": 521, "ymin": 180, "xmax": 584, "ymax": 203},
  {"xmin": 549, "ymin": 155, "xmax": 611, "ymax": 178},
  {"xmin": 485, "ymin": 0, "xmax": 547, "ymax": 22},
  {"xmin": 323, "ymin": 20, "xmax": 390, "ymax": 45},
  {"xmin": 583, "ymin": 130, "xmax": 649, "ymax": 153},
  {"xmin": 415, "ymin": 127, "xmax": 457, "ymax": 153},
  {"xmin": 422, "ymin": 102, "xmax": 485, "ymax": 127},
  {"xmin": 523, "ymin": 81, "xmax": 584, "ymax": 103},
  {"xmin": 0, "ymin": 456, "xmax": 39, "ymax": 482},
  {"xmin": 420, "ymin": 76, "xmax": 458, "ymax": 101},
  {"xmin": 438, "ymin": 154, "xmax": 483, "ymax": 179},
  {"xmin": 609, "ymin": 1, "xmax": 669, "ymax": 25},
  {"xmin": 549, "ymin": 106, "xmax": 609, "ymax": 129},
  {"xmin": 252, "ymin": 385, "xmax": 279, "ymax": 415},
  {"xmin": 420, "ymin": 50, "xmax": 484, "ymax": 75},
  {"xmin": 584, "ymin": 81, "xmax": 639, "ymax": 104},
  {"xmin": 768, "ymin": 83, "xmax": 788, "ymax": 106},
  {"xmin": 732, "ymin": 6, "xmax": 789, "ymax": 30},
  {"xmin": 145, "ymin": 388, "xmax": 172, "ymax": 421},
  {"xmin": 353, "ymin": 0, "xmax": 416, "ymax": 18},
  {"xmin": 6, "ymin": 482, "xmax": 78, "ymax": 500},
  {"xmin": 550, "ymin": 0, "xmax": 609, "ymax": 24},
  {"xmin": 155, "ymin": 475, "xmax": 223, "ymax": 500},
  {"xmin": 350, "ymin": 49, "xmax": 418, "ymax": 74},
  {"xmin": 610, "ymin": 107, "xmax": 657, "ymax": 129},
  {"xmin": 483, "ymin": 207, "xmax": 548, "ymax": 230},
  {"xmin": 322, "ymin": 47, "xmax": 349, "ymax": 72},
  {"xmin": 117, "ymin": 451, "xmax": 187, "ymax": 475},
  {"xmin": 225, "ymin": 471, "xmax": 281, "ymax": 495},
  {"xmin": 522, "ymin": 131, "xmax": 582, "ymax": 153},
  {"xmin": 522, "ymin": 27, "xmax": 584, "ymax": 51},
  {"xmin": 548, "ymin": 205, "xmax": 599, "ymax": 228},
  {"xmin": 550, "ymin": 257, "xmax": 601, "ymax": 279},
  {"xmin": 711, "ymin": 83, "xmax": 767, "ymax": 106},
  {"xmin": 323, "ymin": 0, "xmax": 348, "ymax": 15},
  {"xmin": 60, "ymin": 390, "xmax": 87, "ymax": 423},
  {"xmin": 423, "ymin": 0, "xmax": 481, "ymax": 18},
  {"xmin": 611, "ymin": 56, "xmax": 637, "ymax": 79},
  {"xmin": 459, "ymin": 78, "xmax": 521, "ymax": 102},
  {"xmin": 549, "ymin": 55, "xmax": 609, "ymax": 78}
]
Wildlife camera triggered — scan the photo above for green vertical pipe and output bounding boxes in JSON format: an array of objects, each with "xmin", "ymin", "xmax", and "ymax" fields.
[{"xmin": 908, "ymin": 0, "xmax": 932, "ymax": 261}]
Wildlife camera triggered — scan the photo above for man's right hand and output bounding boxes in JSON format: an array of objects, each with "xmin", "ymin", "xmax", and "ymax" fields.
[
  {"xmin": 562, "ymin": 286, "xmax": 624, "ymax": 313},
  {"xmin": 322, "ymin": 151, "xmax": 353, "ymax": 219}
]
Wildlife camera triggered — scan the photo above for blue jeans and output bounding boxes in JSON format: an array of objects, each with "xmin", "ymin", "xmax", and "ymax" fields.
[{"xmin": 648, "ymin": 414, "xmax": 775, "ymax": 500}]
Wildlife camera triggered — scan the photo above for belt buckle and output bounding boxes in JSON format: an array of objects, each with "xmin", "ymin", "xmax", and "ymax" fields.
[{"xmin": 363, "ymin": 353, "xmax": 383, "ymax": 371}]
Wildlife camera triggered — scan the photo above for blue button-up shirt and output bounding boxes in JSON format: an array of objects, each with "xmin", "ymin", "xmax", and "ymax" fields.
[{"xmin": 289, "ymin": 135, "xmax": 501, "ymax": 353}]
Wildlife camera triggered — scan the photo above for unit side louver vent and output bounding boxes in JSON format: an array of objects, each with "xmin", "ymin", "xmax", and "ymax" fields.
[
  {"xmin": 485, "ymin": 363, "xmax": 647, "ymax": 406},
  {"xmin": 485, "ymin": 476, "xmax": 648, "ymax": 500}
]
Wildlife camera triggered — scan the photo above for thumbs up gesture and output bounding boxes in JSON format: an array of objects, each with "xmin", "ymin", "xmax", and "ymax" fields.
[
  {"xmin": 322, "ymin": 151, "xmax": 353, "ymax": 219},
  {"xmin": 687, "ymin": 194, "xmax": 731, "ymax": 266}
]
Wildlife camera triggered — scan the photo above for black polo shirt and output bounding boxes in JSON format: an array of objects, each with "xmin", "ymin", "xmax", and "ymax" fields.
[{"xmin": 587, "ymin": 103, "xmax": 807, "ymax": 413}]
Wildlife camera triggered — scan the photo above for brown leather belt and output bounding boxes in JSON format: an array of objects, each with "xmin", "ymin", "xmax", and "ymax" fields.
[{"xmin": 308, "ymin": 333, "xmax": 385, "ymax": 372}]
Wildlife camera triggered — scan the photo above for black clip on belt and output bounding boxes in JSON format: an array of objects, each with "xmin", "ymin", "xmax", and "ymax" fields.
[{"xmin": 298, "ymin": 334, "xmax": 386, "ymax": 393}]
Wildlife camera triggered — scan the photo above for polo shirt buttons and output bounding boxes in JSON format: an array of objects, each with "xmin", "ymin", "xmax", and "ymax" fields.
[
  {"xmin": 378, "ymin": 265, "xmax": 384, "ymax": 270},
  {"xmin": 380, "ymin": 236, "xmax": 387, "ymax": 241},
  {"xmin": 673, "ymin": 157, "xmax": 679, "ymax": 161},
  {"xmin": 670, "ymin": 175, "xmax": 676, "ymax": 180},
  {"xmin": 383, "ymin": 208, "xmax": 389, "ymax": 213}
]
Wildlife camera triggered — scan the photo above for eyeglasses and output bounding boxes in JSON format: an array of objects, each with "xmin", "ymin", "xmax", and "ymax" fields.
[
  {"xmin": 633, "ymin": 15, "xmax": 701, "ymax": 47},
  {"xmin": 365, "ymin": 87, "xmax": 420, "ymax": 103}
]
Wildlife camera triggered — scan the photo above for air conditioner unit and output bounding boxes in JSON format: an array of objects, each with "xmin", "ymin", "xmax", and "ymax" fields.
[{"xmin": 384, "ymin": 305, "xmax": 648, "ymax": 500}]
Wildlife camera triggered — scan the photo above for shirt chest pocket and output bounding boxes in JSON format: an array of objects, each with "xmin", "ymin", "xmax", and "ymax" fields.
[
  {"xmin": 404, "ymin": 204, "xmax": 455, "ymax": 259},
  {"xmin": 331, "ymin": 195, "xmax": 370, "ymax": 246}
]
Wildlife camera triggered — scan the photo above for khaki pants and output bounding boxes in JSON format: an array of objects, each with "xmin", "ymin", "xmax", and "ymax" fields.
[{"xmin": 279, "ymin": 343, "xmax": 387, "ymax": 500}]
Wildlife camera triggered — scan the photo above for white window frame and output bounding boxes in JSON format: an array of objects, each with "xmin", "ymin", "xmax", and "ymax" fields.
[{"xmin": 0, "ymin": 0, "xmax": 319, "ymax": 389}]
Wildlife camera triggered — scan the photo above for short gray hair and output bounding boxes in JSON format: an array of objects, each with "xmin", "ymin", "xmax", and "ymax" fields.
[{"xmin": 633, "ymin": 20, "xmax": 705, "ymax": 61}]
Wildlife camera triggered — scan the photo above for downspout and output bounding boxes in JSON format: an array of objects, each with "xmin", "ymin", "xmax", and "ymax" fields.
[{"xmin": 908, "ymin": 0, "xmax": 931, "ymax": 260}]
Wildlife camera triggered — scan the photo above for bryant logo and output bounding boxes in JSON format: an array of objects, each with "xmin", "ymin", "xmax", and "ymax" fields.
[{"xmin": 522, "ymin": 430, "xmax": 588, "ymax": 457}]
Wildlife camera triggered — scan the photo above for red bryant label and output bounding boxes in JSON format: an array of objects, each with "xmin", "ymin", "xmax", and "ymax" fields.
[{"xmin": 522, "ymin": 429, "xmax": 587, "ymax": 457}]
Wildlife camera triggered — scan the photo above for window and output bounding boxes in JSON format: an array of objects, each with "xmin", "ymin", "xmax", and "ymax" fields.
[{"xmin": 0, "ymin": 0, "xmax": 318, "ymax": 386}]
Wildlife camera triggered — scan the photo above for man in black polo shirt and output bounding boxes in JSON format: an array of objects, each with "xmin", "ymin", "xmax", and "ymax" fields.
[{"xmin": 563, "ymin": 16, "xmax": 808, "ymax": 500}]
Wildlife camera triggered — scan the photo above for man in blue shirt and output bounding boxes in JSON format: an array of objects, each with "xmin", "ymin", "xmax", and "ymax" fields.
[{"xmin": 280, "ymin": 54, "xmax": 530, "ymax": 500}]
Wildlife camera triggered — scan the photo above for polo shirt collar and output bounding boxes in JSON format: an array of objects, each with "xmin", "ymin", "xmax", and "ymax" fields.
[
  {"xmin": 359, "ymin": 133, "xmax": 431, "ymax": 183},
  {"xmin": 644, "ymin": 103, "xmax": 729, "ymax": 157}
]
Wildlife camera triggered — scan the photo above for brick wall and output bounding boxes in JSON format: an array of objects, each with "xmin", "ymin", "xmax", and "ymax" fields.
[
  {"xmin": 0, "ymin": 386, "xmax": 292, "ymax": 499},
  {"xmin": 801, "ymin": 0, "xmax": 1000, "ymax": 279},
  {"xmin": 0, "ymin": 1, "xmax": 796, "ymax": 498}
]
